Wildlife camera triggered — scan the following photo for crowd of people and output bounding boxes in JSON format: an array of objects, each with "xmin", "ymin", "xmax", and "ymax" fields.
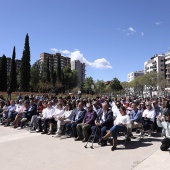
[{"xmin": 0, "ymin": 93, "xmax": 170, "ymax": 152}]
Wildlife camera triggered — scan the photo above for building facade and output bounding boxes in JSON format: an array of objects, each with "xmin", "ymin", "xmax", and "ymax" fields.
[
  {"xmin": 0, "ymin": 57, "xmax": 22, "ymax": 73},
  {"xmin": 71, "ymin": 60, "xmax": 85, "ymax": 86},
  {"xmin": 40, "ymin": 52, "xmax": 71, "ymax": 69},
  {"xmin": 127, "ymin": 70, "xmax": 144, "ymax": 82},
  {"xmin": 144, "ymin": 54, "xmax": 165, "ymax": 75}
]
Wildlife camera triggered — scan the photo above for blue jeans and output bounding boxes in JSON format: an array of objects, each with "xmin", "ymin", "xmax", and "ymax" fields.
[{"xmin": 110, "ymin": 124, "xmax": 127, "ymax": 139}]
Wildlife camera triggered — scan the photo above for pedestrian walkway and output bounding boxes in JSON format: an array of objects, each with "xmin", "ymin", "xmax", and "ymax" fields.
[{"xmin": 0, "ymin": 126, "xmax": 169, "ymax": 170}]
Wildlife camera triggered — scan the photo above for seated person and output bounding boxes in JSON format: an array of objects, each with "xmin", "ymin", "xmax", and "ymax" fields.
[
  {"xmin": 53, "ymin": 103, "xmax": 74, "ymax": 137},
  {"xmin": 37, "ymin": 101, "xmax": 55, "ymax": 134},
  {"xmin": 142, "ymin": 102, "xmax": 155, "ymax": 135},
  {"xmin": 51, "ymin": 103, "xmax": 64, "ymax": 135},
  {"xmin": 19, "ymin": 100, "xmax": 37, "ymax": 128},
  {"xmin": 92, "ymin": 100, "xmax": 102, "ymax": 116},
  {"xmin": 75, "ymin": 103, "xmax": 97, "ymax": 142},
  {"xmin": 128, "ymin": 102, "xmax": 142, "ymax": 137},
  {"xmin": 29, "ymin": 101, "xmax": 46, "ymax": 132},
  {"xmin": 12, "ymin": 101, "xmax": 29, "ymax": 128},
  {"xmin": 157, "ymin": 110, "xmax": 170, "ymax": 151},
  {"xmin": 65, "ymin": 101, "xmax": 86, "ymax": 138},
  {"xmin": 91, "ymin": 101, "xmax": 113, "ymax": 146},
  {"xmin": 3, "ymin": 100, "xmax": 16, "ymax": 126},
  {"xmin": 101, "ymin": 106, "xmax": 131, "ymax": 151}
]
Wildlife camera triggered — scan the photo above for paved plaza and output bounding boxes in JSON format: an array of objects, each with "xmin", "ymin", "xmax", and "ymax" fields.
[{"xmin": 0, "ymin": 126, "xmax": 169, "ymax": 170}]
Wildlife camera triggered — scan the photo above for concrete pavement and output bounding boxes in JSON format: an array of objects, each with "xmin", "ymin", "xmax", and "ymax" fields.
[{"xmin": 0, "ymin": 126, "xmax": 169, "ymax": 170}]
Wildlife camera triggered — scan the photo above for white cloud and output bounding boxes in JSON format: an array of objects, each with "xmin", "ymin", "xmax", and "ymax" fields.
[
  {"xmin": 141, "ymin": 32, "xmax": 144, "ymax": 36},
  {"xmin": 50, "ymin": 48, "xmax": 112, "ymax": 69},
  {"xmin": 92, "ymin": 58, "xmax": 112, "ymax": 69},
  {"xmin": 155, "ymin": 22, "xmax": 163, "ymax": 25},
  {"xmin": 50, "ymin": 48, "xmax": 59, "ymax": 53},
  {"xmin": 117, "ymin": 27, "xmax": 136, "ymax": 35},
  {"xmin": 128, "ymin": 27, "xmax": 136, "ymax": 34},
  {"xmin": 60, "ymin": 50, "xmax": 70, "ymax": 54}
]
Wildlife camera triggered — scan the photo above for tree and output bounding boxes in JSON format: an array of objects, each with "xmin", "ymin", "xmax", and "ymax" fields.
[
  {"xmin": 56, "ymin": 53, "xmax": 62, "ymax": 82},
  {"xmin": 121, "ymin": 81, "xmax": 131, "ymax": 96},
  {"xmin": 95, "ymin": 80, "xmax": 106, "ymax": 94},
  {"xmin": 50, "ymin": 65, "xmax": 56, "ymax": 87},
  {"xmin": 62, "ymin": 66, "xmax": 78, "ymax": 91},
  {"xmin": 30, "ymin": 61, "xmax": 40, "ymax": 92},
  {"xmin": 46, "ymin": 56, "xmax": 50, "ymax": 83},
  {"xmin": 0, "ymin": 55, "xmax": 7, "ymax": 91},
  {"xmin": 20, "ymin": 34, "xmax": 31, "ymax": 91},
  {"xmin": 83, "ymin": 77, "xmax": 94, "ymax": 94},
  {"xmin": 143, "ymin": 72, "xmax": 157, "ymax": 97},
  {"xmin": 157, "ymin": 73, "xmax": 167, "ymax": 96},
  {"xmin": 129, "ymin": 76, "xmax": 145, "ymax": 97},
  {"xmin": 10, "ymin": 46, "xmax": 17, "ymax": 91},
  {"xmin": 109, "ymin": 77, "xmax": 123, "ymax": 94}
]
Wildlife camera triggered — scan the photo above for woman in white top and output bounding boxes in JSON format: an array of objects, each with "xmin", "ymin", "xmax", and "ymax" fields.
[
  {"xmin": 53, "ymin": 103, "xmax": 73, "ymax": 137},
  {"xmin": 101, "ymin": 106, "xmax": 131, "ymax": 151}
]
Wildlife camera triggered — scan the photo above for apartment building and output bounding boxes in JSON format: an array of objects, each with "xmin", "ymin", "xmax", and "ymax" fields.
[
  {"xmin": 40, "ymin": 52, "xmax": 71, "ymax": 69},
  {"xmin": 71, "ymin": 60, "xmax": 85, "ymax": 86},
  {"xmin": 0, "ymin": 57, "xmax": 22, "ymax": 73},
  {"xmin": 165, "ymin": 51, "xmax": 170, "ymax": 88},
  {"xmin": 144, "ymin": 54, "xmax": 165, "ymax": 75},
  {"xmin": 127, "ymin": 70, "xmax": 144, "ymax": 82}
]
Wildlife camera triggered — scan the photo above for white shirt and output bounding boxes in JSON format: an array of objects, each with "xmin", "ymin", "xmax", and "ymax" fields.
[
  {"xmin": 142, "ymin": 108, "xmax": 155, "ymax": 122},
  {"xmin": 15, "ymin": 104, "xmax": 23, "ymax": 112},
  {"xmin": 42, "ymin": 107, "xmax": 55, "ymax": 119},
  {"xmin": 112, "ymin": 106, "xmax": 120, "ymax": 117},
  {"xmin": 53, "ymin": 108, "xmax": 64, "ymax": 121},
  {"xmin": 63, "ymin": 110, "xmax": 74, "ymax": 120},
  {"xmin": 114, "ymin": 114, "xmax": 131, "ymax": 128}
]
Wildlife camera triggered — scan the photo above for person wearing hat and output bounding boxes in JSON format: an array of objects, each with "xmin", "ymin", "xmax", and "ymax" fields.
[{"xmin": 157, "ymin": 110, "xmax": 170, "ymax": 151}]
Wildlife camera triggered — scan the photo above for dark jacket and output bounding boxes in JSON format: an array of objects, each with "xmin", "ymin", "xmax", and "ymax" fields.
[
  {"xmin": 72, "ymin": 108, "xmax": 86, "ymax": 123},
  {"xmin": 97, "ymin": 109, "xmax": 113, "ymax": 128},
  {"xmin": 27, "ymin": 104, "xmax": 37, "ymax": 116}
]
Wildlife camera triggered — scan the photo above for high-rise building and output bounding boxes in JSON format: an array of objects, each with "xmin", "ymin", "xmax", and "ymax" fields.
[
  {"xmin": 144, "ymin": 54, "xmax": 165, "ymax": 74},
  {"xmin": 0, "ymin": 57, "xmax": 21, "ymax": 73},
  {"xmin": 40, "ymin": 52, "xmax": 71, "ymax": 69},
  {"xmin": 71, "ymin": 60, "xmax": 85, "ymax": 86},
  {"xmin": 127, "ymin": 70, "xmax": 144, "ymax": 82},
  {"xmin": 165, "ymin": 51, "xmax": 170, "ymax": 88}
]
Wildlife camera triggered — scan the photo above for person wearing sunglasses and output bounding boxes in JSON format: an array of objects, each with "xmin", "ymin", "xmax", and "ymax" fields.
[{"xmin": 157, "ymin": 110, "xmax": 170, "ymax": 151}]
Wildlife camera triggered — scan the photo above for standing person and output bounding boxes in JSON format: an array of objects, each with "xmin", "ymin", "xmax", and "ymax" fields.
[{"xmin": 7, "ymin": 86, "xmax": 12, "ymax": 100}]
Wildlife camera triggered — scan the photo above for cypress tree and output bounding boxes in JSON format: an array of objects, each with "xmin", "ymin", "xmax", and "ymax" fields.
[
  {"xmin": 0, "ymin": 55, "xmax": 7, "ymax": 91},
  {"xmin": 56, "ymin": 53, "xmax": 62, "ymax": 82},
  {"xmin": 20, "ymin": 34, "xmax": 31, "ymax": 91},
  {"xmin": 50, "ymin": 65, "xmax": 56, "ymax": 86},
  {"xmin": 10, "ymin": 46, "xmax": 17, "ymax": 91}
]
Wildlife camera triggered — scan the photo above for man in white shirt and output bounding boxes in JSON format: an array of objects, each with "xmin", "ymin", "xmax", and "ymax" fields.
[{"xmin": 37, "ymin": 101, "xmax": 55, "ymax": 134}]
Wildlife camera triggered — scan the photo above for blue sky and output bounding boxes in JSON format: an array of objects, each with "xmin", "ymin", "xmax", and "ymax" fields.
[{"xmin": 0, "ymin": 0, "xmax": 170, "ymax": 82}]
